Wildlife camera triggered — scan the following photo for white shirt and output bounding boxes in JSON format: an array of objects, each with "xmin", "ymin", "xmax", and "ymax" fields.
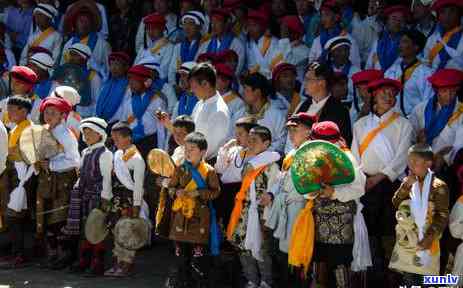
[
  {"xmin": 171, "ymin": 145, "xmax": 185, "ymax": 167},
  {"xmin": 354, "ymin": 15, "xmax": 383, "ymax": 65},
  {"xmin": 0, "ymin": 120, "xmax": 7, "ymax": 175},
  {"xmin": 20, "ymin": 27, "xmax": 63, "ymax": 65},
  {"xmin": 215, "ymin": 145, "xmax": 246, "ymax": 184},
  {"xmin": 135, "ymin": 13, "xmax": 179, "ymax": 52},
  {"xmin": 80, "ymin": 142, "xmax": 113, "ymax": 200},
  {"xmin": 352, "ymin": 110, "xmax": 413, "ymax": 181},
  {"xmin": 221, "ymin": 91, "xmax": 245, "ymax": 122},
  {"xmin": 246, "ymin": 35, "xmax": 282, "ymax": 79},
  {"xmin": 309, "ymin": 33, "xmax": 361, "ymax": 68},
  {"xmin": 123, "ymin": 89, "xmax": 167, "ymax": 145},
  {"xmin": 307, "ymin": 96, "xmax": 330, "ymax": 116},
  {"xmin": 49, "ymin": 123, "xmax": 80, "ymax": 172},
  {"xmin": 168, "ymin": 39, "xmax": 206, "ymax": 85},
  {"xmin": 133, "ymin": 37, "xmax": 175, "ymax": 80},
  {"xmin": 278, "ymin": 38, "xmax": 310, "ymax": 82},
  {"xmin": 385, "ymin": 60, "xmax": 434, "ymax": 117},
  {"xmin": 191, "ymin": 93, "xmax": 231, "ymax": 159},
  {"xmin": 114, "ymin": 147, "xmax": 145, "ymax": 206},
  {"xmin": 409, "ymin": 100, "xmax": 463, "ymax": 164},
  {"xmin": 423, "ymin": 27, "xmax": 463, "ymax": 70}
]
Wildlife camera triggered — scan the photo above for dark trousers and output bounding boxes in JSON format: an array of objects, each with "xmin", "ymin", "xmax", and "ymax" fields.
[
  {"xmin": 275, "ymin": 251, "xmax": 311, "ymax": 288},
  {"xmin": 7, "ymin": 214, "xmax": 26, "ymax": 257},
  {"xmin": 171, "ymin": 242, "xmax": 210, "ymax": 288},
  {"xmin": 215, "ymin": 182, "xmax": 241, "ymax": 229},
  {"xmin": 135, "ymin": 134, "xmax": 157, "ymax": 160}
]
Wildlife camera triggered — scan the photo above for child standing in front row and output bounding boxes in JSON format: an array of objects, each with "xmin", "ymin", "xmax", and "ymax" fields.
[{"xmin": 390, "ymin": 144, "xmax": 449, "ymax": 286}]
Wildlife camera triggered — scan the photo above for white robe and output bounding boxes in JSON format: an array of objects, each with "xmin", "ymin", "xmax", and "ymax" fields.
[
  {"xmin": 20, "ymin": 27, "xmax": 63, "ymax": 65},
  {"xmin": 245, "ymin": 35, "xmax": 282, "ymax": 79},
  {"xmin": 197, "ymin": 36, "xmax": 246, "ymax": 76},
  {"xmin": 423, "ymin": 28, "xmax": 463, "ymax": 70},
  {"xmin": 168, "ymin": 39, "xmax": 206, "ymax": 85},
  {"xmin": 133, "ymin": 37, "xmax": 175, "ymax": 81},
  {"xmin": 135, "ymin": 13, "xmax": 179, "ymax": 52},
  {"xmin": 278, "ymin": 38, "xmax": 310, "ymax": 82},
  {"xmin": 309, "ymin": 33, "xmax": 361, "ymax": 68}
]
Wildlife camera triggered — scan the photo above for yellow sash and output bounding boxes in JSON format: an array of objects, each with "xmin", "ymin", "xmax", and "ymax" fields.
[
  {"xmin": 428, "ymin": 26, "xmax": 463, "ymax": 64},
  {"xmin": 150, "ymin": 38, "xmax": 168, "ymax": 55},
  {"xmin": 232, "ymin": 22, "xmax": 242, "ymax": 37},
  {"xmin": 226, "ymin": 165, "xmax": 268, "ymax": 240},
  {"xmin": 358, "ymin": 112, "xmax": 400, "ymax": 157},
  {"xmin": 122, "ymin": 145, "xmax": 139, "ymax": 162},
  {"xmin": 403, "ymin": 61, "xmax": 421, "ymax": 83},
  {"xmin": 222, "ymin": 91, "xmax": 238, "ymax": 104},
  {"xmin": 288, "ymin": 92, "xmax": 301, "ymax": 116},
  {"xmin": 30, "ymin": 27, "xmax": 55, "ymax": 48},
  {"xmin": 172, "ymin": 161, "xmax": 209, "ymax": 219},
  {"xmin": 270, "ymin": 53, "xmax": 284, "ymax": 71},
  {"xmin": 448, "ymin": 103, "xmax": 463, "ymax": 127},
  {"xmin": 200, "ymin": 34, "xmax": 212, "ymax": 46},
  {"xmin": 282, "ymin": 154, "xmax": 293, "ymax": 171},
  {"xmin": 260, "ymin": 35, "xmax": 271, "ymax": 56},
  {"xmin": 8, "ymin": 119, "xmax": 32, "ymax": 149}
]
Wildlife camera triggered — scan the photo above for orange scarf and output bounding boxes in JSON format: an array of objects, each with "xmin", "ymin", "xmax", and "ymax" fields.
[
  {"xmin": 358, "ymin": 112, "xmax": 399, "ymax": 157},
  {"xmin": 448, "ymin": 103, "xmax": 463, "ymax": 127},
  {"xmin": 403, "ymin": 61, "xmax": 421, "ymax": 83},
  {"xmin": 428, "ymin": 26, "xmax": 463, "ymax": 64},
  {"xmin": 288, "ymin": 199, "xmax": 315, "ymax": 275},
  {"xmin": 150, "ymin": 38, "xmax": 169, "ymax": 54},
  {"xmin": 30, "ymin": 27, "xmax": 55, "ymax": 48},
  {"xmin": 226, "ymin": 165, "xmax": 267, "ymax": 240}
]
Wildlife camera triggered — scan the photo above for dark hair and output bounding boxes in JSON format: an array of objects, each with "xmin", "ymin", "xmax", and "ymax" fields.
[
  {"xmin": 243, "ymin": 73, "xmax": 273, "ymax": 99},
  {"xmin": 249, "ymin": 125, "xmax": 272, "ymax": 144},
  {"xmin": 306, "ymin": 61, "xmax": 334, "ymax": 87},
  {"xmin": 408, "ymin": 143, "xmax": 434, "ymax": 162},
  {"xmin": 111, "ymin": 121, "xmax": 133, "ymax": 138},
  {"xmin": 189, "ymin": 62, "xmax": 217, "ymax": 87},
  {"xmin": 332, "ymin": 72, "xmax": 348, "ymax": 83},
  {"xmin": 402, "ymin": 29, "xmax": 427, "ymax": 54},
  {"xmin": 173, "ymin": 115, "xmax": 195, "ymax": 133},
  {"xmin": 185, "ymin": 132, "xmax": 208, "ymax": 151},
  {"xmin": 7, "ymin": 96, "xmax": 32, "ymax": 113},
  {"xmin": 235, "ymin": 116, "xmax": 258, "ymax": 132}
]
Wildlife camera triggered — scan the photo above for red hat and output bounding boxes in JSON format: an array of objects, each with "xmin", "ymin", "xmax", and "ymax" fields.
[
  {"xmin": 215, "ymin": 49, "xmax": 238, "ymax": 62},
  {"xmin": 383, "ymin": 5, "xmax": 410, "ymax": 17},
  {"xmin": 223, "ymin": 0, "xmax": 242, "ymax": 9},
  {"xmin": 427, "ymin": 69, "xmax": 463, "ymax": 88},
  {"xmin": 197, "ymin": 52, "xmax": 217, "ymax": 63},
  {"xmin": 39, "ymin": 96, "xmax": 73, "ymax": 117},
  {"xmin": 109, "ymin": 52, "xmax": 131, "ymax": 64},
  {"xmin": 431, "ymin": 0, "xmax": 463, "ymax": 11},
  {"xmin": 280, "ymin": 16, "xmax": 304, "ymax": 37},
  {"xmin": 215, "ymin": 63, "xmax": 234, "ymax": 79},
  {"xmin": 367, "ymin": 78, "xmax": 403, "ymax": 93},
  {"xmin": 310, "ymin": 121, "xmax": 343, "ymax": 143},
  {"xmin": 128, "ymin": 65, "xmax": 153, "ymax": 81},
  {"xmin": 143, "ymin": 13, "xmax": 166, "ymax": 28},
  {"xmin": 351, "ymin": 69, "xmax": 384, "ymax": 86},
  {"xmin": 272, "ymin": 63, "xmax": 296, "ymax": 84},
  {"xmin": 247, "ymin": 9, "xmax": 269, "ymax": 28},
  {"xmin": 320, "ymin": 0, "xmax": 340, "ymax": 14},
  {"xmin": 211, "ymin": 8, "xmax": 229, "ymax": 22},
  {"xmin": 286, "ymin": 112, "xmax": 317, "ymax": 128},
  {"xmin": 10, "ymin": 66, "xmax": 38, "ymax": 86}
]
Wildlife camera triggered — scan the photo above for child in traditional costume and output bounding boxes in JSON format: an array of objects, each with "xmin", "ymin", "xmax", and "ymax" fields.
[
  {"xmin": 35, "ymin": 97, "xmax": 80, "ymax": 270},
  {"xmin": 28, "ymin": 52, "xmax": 56, "ymax": 103},
  {"xmin": 390, "ymin": 144, "xmax": 449, "ymax": 285},
  {"xmin": 304, "ymin": 121, "xmax": 369, "ymax": 288},
  {"xmin": 104, "ymin": 122, "xmax": 148, "ymax": 277},
  {"xmin": 226, "ymin": 126, "xmax": 281, "ymax": 288},
  {"xmin": 265, "ymin": 112, "xmax": 316, "ymax": 286},
  {"xmin": 50, "ymin": 86, "xmax": 82, "ymax": 140},
  {"xmin": 61, "ymin": 117, "xmax": 113, "ymax": 276},
  {"xmin": 0, "ymin": 96, "xmax": 35, "ymax": 269},
  {"xmin": 351, "ymin": 78, "xmax": 413, "ymax": 286},
  {"xmin": 165, "ymin": 132, "xmax": 221, "ymax": 288},
  {"xmin": 20, "ymin": 3, "xmax": 62, "ymax": 65}
]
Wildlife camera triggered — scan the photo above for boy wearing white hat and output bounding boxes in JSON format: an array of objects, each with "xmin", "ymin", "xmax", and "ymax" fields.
[
  {"xmin": 168, "ymin": 11, "xmax": 208, "ymax": 85},
  {"xmin": 62, "ymin": 117, "xmax": 113, "ymax": 276},
  {"xmin": 51, "ymin": 86, "xmax": 82, "ymax": 139},
  {"xmin": 28, "ymin": 52, "xmax": 57, "ymax": 102},
  {"xmin": 20, "ymin": 3, "xmax": 62, "ymax": 66}
]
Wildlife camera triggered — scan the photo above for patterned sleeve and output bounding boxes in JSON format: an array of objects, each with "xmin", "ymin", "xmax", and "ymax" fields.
[
  {"xmin": 199, "ymin": 168, "xmax": 221, "ymax": 201},
  {"xmin": 425, "ymin": 181, "xmax": 450, "ymax": 241}
]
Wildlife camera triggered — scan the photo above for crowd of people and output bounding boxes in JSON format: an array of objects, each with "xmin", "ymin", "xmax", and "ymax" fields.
[{"xmin": 0, "ymin": 0, "xmax": 463, "ymax": 287}]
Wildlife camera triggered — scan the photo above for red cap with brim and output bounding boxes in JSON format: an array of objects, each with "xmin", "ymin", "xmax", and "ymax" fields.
[
  {"xmin": 431, "ymin": 0, "xmax": 463, "ymax": 11},
  {"xmin": 143, "ymin": 13, "xmax": 166, "ymax": 28},
  {"xmin": 280, "ymin": 16, "xmax": 304, "ymax": 37},
  {"xmin": 39, "ymin": 96, "xmax": 73, "ymax": 117},
  {"xmin": 428, "ymin": 68, "xmax": 463, "ymax": 88},
  {"xmin": 383, "ymin": 5, "xmax": 410, "ymax": 17},
  {"xmin": 352, "ymin": 69, "xmax": 384, "ymax": 86},
  {"xmin": 310, "ymin": 121, "xmax": 342, "ymax": 143},
  {"xmin": 247, "ymin": 9, "xmax": 269, "ymax": 28},
  {"xmin": 367, "ymin": 78, "xmax": 403, "ymax": 93},
  {"xmin": 215, "ymin": 63, "xmax": 234, "ymax": 79},
  {"xmin": 109, "ymin": 52, "xmax": 131, "ymax": 64},
  {"xmin": 272, "ymin": 63, "xmax": 296, "ymax": 84},
  {"xmin": 128, "ymin": 65, "xmax": 153, "ymax": 81},
  {"xmin": 286, "ymin": 112, "xmax": 317, "ymax": 128},
  {"xmin": 11, "ymin": 66, "xmax": 38, "ymax": 86}
]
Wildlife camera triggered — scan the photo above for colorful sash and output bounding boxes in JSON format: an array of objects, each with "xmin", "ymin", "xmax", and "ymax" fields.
[
  {"xmin": 96, "ymin": 77, "xmax": 128, "ymax": 121},
  {"xmin": 72, "ymin": 32, "xmax": 98, "ymax": 52},
  {"xmin": 30, "ymin": 27, "xmax": 55, "ymax": 48},
  {"xmin": 428, "ymin": 25, "xmax": 463, "ymax": 68},
  {"xmin": 222, "ymin": 91, "xmax": 238, "ymax": 104},
  {"xmin": 33, "ymin": 79, "xmax": 53, "ymax": 100},
  {"xmin": 399, "ymin": 59, "xmax": 421, "ymax": 115},
  {"xmin": 358, "ymin": 112, "xmax": 400, "ymax": 157},
  {"xmin": 207, "ymin": 33, "xmax": 234, "ymax": 53},
  {"xmin": 150, "ymin": 37, "xmax": 169, "ymax": 55},
  {"xmin": 8, "ymin": 119, "xmax": 31, "ymax": 149},
  {"xmin": 424, "ymin": 96, "xmax": 457, "ymax": 145},
  {"xmin": 180, "ymin": 38, "xmax": 200, "ymax": 63},
  {"xmin": 131, "ymin": 87, "xmax": 158, "ymax": 142},
  {"xmin": 376, "ymin": 30, "xmax": 402, "ymax": 71}
]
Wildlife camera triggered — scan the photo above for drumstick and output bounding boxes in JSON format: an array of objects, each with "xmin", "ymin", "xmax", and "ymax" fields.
[{"xmin": 36, "ymin": 205, "xmax": 70, "ymax": 216}]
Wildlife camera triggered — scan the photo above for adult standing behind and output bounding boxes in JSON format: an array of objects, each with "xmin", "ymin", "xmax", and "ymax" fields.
[
  {"xmin": 108, "ymin": 0, "xmax": 140, "ymax": 59},
  {"xmin": 189, "ymin": 62, "xmax": 230, "ymax": 164},
  {"xmin": 295, "ymin": 61, "xmax": 352, "ymax": 145},
  {"xmin": 4, "ymin": 0, "xmax": 34, "ymax": 61}
]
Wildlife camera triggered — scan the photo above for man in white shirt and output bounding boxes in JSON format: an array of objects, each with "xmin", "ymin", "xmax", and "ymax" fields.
[{"xmin": 190, "ymin": 62, "xmax": 231, "ymax": 164}]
